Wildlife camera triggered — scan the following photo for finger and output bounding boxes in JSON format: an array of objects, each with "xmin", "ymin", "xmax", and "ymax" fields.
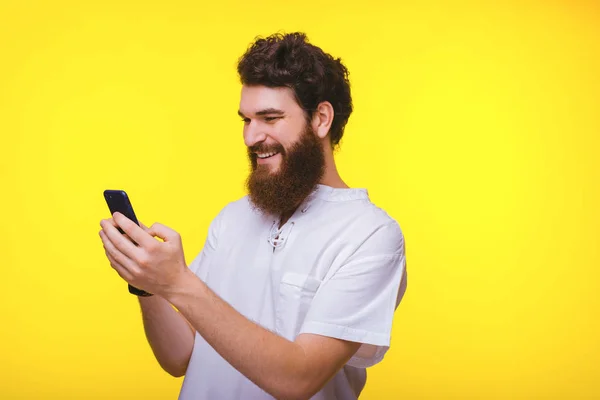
[
  {"xmin": 112, "ymin": 212, "xmax": 155, "ymax": 249},
  {"xmin": 100, "ymin": 216, "xmax": 126, "ymax": 234},
  {"xmin": 99, "ymin": 229, "xmax": 139, "ymax": 276},
  {"xmin": 101, "ymin": 217, "xmax": 143, "ymax": 258},
  {"xmin": 102, "ymin": 217, "xmax": 139, "ymax": 245},
  {"xmin": 105, "ymin": 247, "xmax": 134, "ymax": 282},
  {"xmin": 147, "ymin": 222, "xmax": 178, "ymax": 243}
]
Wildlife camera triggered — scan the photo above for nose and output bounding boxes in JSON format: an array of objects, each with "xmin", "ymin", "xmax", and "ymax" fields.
[{"xmin": 243, "ymin": 121, "xmax": 267, "ymax": 148}]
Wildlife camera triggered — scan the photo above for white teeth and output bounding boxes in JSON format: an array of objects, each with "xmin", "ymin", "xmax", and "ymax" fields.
[{"xmin": 257, "ymin": 152, "xmax": 278, "ymax": 159}]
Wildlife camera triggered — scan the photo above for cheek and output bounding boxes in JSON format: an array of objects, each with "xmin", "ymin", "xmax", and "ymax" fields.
[
  {"xmin": 275, "ymin": 120, "xmax": 304, "ymax": 144},
  {"xmin": 268, "ymin": 134, "xmax": 287, "ymax": 154}
]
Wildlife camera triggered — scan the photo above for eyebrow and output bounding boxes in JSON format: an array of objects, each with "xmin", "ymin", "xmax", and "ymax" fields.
[{"xmin": 238, "ymin": 108, "xmax": 285, "ymax": 118}]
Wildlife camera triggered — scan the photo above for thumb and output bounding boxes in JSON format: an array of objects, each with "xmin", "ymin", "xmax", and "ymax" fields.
[{"xmin": 147, "ymin": 222, "xmax": 177, "ymax": 242}]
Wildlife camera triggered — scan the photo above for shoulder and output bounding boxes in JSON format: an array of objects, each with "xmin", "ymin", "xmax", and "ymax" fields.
[
  {"xmin": 339, "ymin": 199, "xmax": 405, "ymax": 259},
  {"xmin": 365, "ymin": 203, "xmax": 404, "ymax": 253},
  {"xmin": 210, "ymin": 195, "xmax": 264, "ymax": 227}
]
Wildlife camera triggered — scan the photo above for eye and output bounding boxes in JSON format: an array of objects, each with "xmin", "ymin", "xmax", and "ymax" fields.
[
  {"xmin": 240, "ymin": 117, "xmax": 250, "ymax": 124},
  {"xmin": 264, "ymin": 116, "xmax": 281, "ymax": 123}
]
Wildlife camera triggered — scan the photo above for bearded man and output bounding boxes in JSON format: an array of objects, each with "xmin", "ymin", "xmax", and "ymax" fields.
[{"xmin": 99, "ymin": 32, "xmax": 408, "ymax": 400}]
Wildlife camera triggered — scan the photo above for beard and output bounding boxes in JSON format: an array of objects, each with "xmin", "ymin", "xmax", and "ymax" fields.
[{"xmin": 245, "ymin": 124, "xmax": 325, "ymax": 218}]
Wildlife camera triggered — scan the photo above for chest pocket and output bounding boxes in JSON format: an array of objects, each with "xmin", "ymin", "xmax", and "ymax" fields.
[{"xmin": 275, "ymin": 272, "xmax": 322, "ymax": 340}]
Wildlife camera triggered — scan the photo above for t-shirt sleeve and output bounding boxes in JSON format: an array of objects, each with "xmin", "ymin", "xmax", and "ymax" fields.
[
  {"xmin": 187, "ymin": 205, "xmax": 227, "ymax": 281},
  {"xmin": 298, "ymin": 221, "xmax": 408, "ymax": 368}
]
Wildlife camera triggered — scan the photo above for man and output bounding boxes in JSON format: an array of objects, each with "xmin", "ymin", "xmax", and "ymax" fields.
[{"xmin": 99, "ymin": 32, "xmax": 408, "ymax": 399}]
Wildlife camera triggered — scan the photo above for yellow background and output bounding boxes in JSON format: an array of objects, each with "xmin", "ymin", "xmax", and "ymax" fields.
[{"xmin": 1, "ymin": 0, "xmax": 598, "ymax": 398}]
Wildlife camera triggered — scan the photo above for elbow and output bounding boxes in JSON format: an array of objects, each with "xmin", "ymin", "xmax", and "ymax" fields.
[
  {"xmin": 276, "ymin": 389, "xmax": 317, "ymax": 400},
  {"xmin": 153, "ymin": 343, "xmax": 193, "ymax": 378},
  {"xmin": 274, "ymin": 377, "xmax": 322, "ymax": 400},
  {"xmin": 159, "ymin": 359, "xmax": 190, "ymax": 378},
  {"xmin": 167, "ymin": 367, "xmax": 187, "ymax": 378},
  {"xmin": 271, "ymin": 354, "xmax": 332, "ymax": 399},
  {"xmin": 280, "ymin": 391, "xmax": 312, "ymax": 400}
]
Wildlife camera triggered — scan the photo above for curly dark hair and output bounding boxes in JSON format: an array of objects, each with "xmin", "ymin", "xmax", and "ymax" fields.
[{"xmin": 237, "ymin": 32, "xmax": 353, "ymax": 148}]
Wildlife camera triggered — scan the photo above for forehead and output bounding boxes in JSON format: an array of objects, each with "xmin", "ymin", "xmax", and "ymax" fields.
[{"xmin": 239, "ymin": 85, "xmax": 302, "ymax": 116}]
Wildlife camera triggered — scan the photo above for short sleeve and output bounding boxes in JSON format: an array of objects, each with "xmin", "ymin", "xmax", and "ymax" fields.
[
  {"xmin": 187, "ymin": 206, "xmax": 227, "ymax": 281},
  {"xmin": 298, "ymin": 221, "xmax": 407, "ymax": 368}
]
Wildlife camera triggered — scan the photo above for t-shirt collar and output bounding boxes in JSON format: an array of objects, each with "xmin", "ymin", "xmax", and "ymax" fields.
[{"xmin": 310, "ymin": 184, "xmax": 369, "ymax": 202}]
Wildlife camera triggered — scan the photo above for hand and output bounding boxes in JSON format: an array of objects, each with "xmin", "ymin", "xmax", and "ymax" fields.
[{"xmin": 99, "ymin": 212, "xmax": 189, "ymax": 298}]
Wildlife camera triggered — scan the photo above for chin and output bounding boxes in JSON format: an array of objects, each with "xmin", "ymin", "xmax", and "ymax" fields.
[{"xmin": 260, "ymin": 162, "xmax": 281, "ymax": 173}]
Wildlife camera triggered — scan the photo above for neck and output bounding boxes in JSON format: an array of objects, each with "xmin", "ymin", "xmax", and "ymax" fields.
[
  {"xmin": 278, "ymin": 144, "xmax": 347, "ymax": 226},
  {"xmin": 318, "ymin": 144, "xmax": 348, "ymax": 189}
]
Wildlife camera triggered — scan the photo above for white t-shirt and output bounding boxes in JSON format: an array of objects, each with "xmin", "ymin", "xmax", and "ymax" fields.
[{"xmin": 178, "ymin": 184, "xmax": 407, "ymax": 400}]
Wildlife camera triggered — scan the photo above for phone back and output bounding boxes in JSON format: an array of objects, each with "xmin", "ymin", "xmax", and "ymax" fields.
[{"xmin": 103, "ymin": 190, "xmax": 139, "ymax": 225}]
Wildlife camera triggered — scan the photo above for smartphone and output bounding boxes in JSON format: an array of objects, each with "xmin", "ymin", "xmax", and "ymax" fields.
[{"xmin": 103, "ymin": 189, "xmax": 153, "ymax": 297}]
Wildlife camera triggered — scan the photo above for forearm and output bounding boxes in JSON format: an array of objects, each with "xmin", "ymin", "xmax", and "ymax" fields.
[
  {"xmin": 139, "ymin": 295, "xmax": 195, "ymax": 377},
  {"xmin": 166, "ymin": 269, "xmax": 311, "ymax": 399}
]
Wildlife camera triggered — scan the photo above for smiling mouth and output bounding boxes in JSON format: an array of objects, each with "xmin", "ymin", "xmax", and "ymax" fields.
[{"xmin": 256, "ymin": 151, "xmax": 280, "ymax": 159}]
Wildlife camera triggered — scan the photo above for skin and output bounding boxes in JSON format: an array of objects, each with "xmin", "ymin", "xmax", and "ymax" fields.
[
  {"xmin": 240, "ymin": 85, "xmax": 348, "ymax": 224},
  {"xmin": 240, "ymin": 86, "xmax": 347, "ymax": 183},
  {"xmin": 99, "ymin": 85, "xmax": 360, "ymax": 400}
]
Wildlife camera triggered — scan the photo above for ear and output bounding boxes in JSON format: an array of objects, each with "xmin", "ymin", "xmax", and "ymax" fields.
[{"xmin": 312, "ymin": 101, "xmax": 334, "ymax": 140}]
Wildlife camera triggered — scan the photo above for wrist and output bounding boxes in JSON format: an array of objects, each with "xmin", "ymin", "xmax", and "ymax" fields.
[{"xmin": 164, "ymin": 267, "xmax": 204, "ymax": 307}]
